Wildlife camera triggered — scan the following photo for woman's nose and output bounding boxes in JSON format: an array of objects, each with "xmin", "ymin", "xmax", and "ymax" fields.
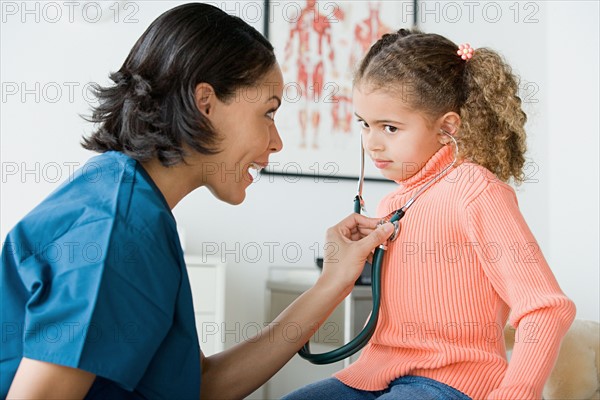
[{"xmin": 270, "ymin": 124, "xmax": 283, "ymax": 153}]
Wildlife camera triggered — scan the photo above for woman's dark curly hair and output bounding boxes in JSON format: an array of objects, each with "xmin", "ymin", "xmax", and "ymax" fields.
[{"xmin": 82, "ymin": 3, "xmax": 276, "ymax": 166}]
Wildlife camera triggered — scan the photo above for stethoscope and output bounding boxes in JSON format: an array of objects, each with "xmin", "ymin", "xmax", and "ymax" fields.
[{"xmin": 298, "ymin": 129, "xmax": 459, "ymax": 364}]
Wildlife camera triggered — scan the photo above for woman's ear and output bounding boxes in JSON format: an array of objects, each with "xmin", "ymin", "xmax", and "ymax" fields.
[{"xmin": 194, "ymin": 83, "xmax": 216, "ymax": 117}]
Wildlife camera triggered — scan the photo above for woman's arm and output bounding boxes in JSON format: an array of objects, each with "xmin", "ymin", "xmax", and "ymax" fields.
[
  {"xmin": 200, "ymin": 214, "xmax": 394, "ymax": 400},
  {"xmin": 7, "ymin": 357, "xmax": 96, "ymax": 399}
]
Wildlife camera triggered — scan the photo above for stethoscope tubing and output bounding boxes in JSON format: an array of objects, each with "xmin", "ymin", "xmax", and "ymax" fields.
[{"xmin": 297, "ymin": 245, "xmax": 385, "ymax": 364}]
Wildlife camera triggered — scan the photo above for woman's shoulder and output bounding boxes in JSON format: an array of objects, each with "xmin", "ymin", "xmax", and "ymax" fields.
[{"xmin": 8, "ymin": 152, "xmax": 173, "ymax": 253}]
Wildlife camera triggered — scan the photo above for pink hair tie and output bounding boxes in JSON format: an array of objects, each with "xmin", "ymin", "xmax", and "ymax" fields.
[{"xmin": 457, "ymin": 43, "xmax": 474, "ymax": 60}]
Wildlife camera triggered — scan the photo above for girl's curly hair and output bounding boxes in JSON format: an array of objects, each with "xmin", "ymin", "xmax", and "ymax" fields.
[{"xmin": 355, "ymin": 28, "xmax": 527, "ymax": 183}]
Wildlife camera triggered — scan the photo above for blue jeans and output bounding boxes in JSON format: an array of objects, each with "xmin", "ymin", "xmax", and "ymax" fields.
[{"xmin": 281, "ymin": 376, "xmax": 472, "ymax": 400}]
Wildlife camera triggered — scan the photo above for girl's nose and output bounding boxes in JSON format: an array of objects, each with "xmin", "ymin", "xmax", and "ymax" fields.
[{"xmin": 363, "ymin": 131, "xmax": 384, "ymax": 152}]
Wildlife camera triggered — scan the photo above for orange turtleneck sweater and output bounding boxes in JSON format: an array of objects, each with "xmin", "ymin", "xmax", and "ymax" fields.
[{"xmin": 335, "ymin": 145, "xmax": 575, "ymax": 400}]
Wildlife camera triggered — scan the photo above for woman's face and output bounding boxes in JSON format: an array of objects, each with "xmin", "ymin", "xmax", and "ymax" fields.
[
  {"xmin": 197, "ymin": 64, "xmax": 284, "ymax": 205},
  {"xmin": 353, "ymin": 84, "xmax": 444, "ymax": 182}
]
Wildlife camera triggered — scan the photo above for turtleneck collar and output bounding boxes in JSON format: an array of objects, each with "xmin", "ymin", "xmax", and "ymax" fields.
[{"xmin": 393, "ymin": 144, "xmax": 455, "ymax": 194}]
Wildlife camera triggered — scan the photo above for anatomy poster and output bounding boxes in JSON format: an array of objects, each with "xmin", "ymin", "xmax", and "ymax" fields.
[{"xmin": 266, "ymin": 0, "xmax": 412, "ymax": 180}]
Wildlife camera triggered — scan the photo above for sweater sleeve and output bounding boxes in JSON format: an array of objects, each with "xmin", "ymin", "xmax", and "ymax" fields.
[{"xmin": 465, "ymin": 181, "xmax": 576, "ymax": 400}]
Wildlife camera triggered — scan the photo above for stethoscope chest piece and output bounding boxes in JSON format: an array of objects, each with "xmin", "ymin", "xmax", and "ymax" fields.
[
  {"xmin": 390, "ymin": 221, "xmax": 401, "ymax": 241},
  {"xmin": 379, "ymin": 220, "xmax": 401, "ymax": 242}
]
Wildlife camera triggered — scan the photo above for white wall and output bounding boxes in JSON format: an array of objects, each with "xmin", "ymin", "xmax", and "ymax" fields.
[
  {"xmin": 1, "ymin": 1, "xmax": 598, "ymax": 395},
  {"xmin": 546, "ymin": 1, "xmax": 600, "ymax": 323}
]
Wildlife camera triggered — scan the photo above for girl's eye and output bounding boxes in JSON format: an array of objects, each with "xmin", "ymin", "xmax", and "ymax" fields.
[
  {"xmin": 384, "ymin": 125, "xmax": 398, "ymax": 134},
  {"xmin": 357, "ymin": 119, "xmax": 369, "ymax": 129}
]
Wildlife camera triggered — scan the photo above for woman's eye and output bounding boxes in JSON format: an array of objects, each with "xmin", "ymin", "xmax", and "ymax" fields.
[
  {"xmin": 266, "ymin": 110, "xmax": 276, "ymax": 121},
  {"xmin": 384, "ymin": 125, "xmax": 398, "ymax": 134},
  {"xmin": 357, "ymin": 119, "xmax": 369, "ymax": 129}
]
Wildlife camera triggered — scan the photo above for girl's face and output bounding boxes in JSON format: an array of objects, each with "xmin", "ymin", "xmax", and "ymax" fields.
[
  {"xmin": 194, "ymin": 64, "xmax": 284, "ymax": 205},
  {"xmin": 353, "ymin": 85, "xmax": 445, "ymax": 182}
]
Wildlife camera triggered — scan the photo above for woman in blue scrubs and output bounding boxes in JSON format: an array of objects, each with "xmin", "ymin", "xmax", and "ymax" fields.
[{"xmin": 1, "ymin": 3, "xmax": 394, "ymax": 399}]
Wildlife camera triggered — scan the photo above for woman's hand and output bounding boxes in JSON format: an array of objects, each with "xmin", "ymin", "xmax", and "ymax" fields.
[{"xmin": 318, "ymin": 213, "xmax": 394, "ymax": 295}]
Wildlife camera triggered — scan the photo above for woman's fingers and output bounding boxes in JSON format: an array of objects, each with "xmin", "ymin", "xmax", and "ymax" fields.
[
  {"xmin": 319, "ymin": 214, "xmax": 394, "ymax": 290},
  {"xmin": 356, "ymin": 222, "xmax": 394, "ymax": 252},
  {"xmin": 332, "ymin": 213, "xmax": 383, "ymax": 241}
]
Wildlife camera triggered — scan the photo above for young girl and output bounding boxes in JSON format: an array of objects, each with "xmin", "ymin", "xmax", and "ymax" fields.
[{"xmin": 284, "ymin": 29, "xmax": 576, "ymax": 400}]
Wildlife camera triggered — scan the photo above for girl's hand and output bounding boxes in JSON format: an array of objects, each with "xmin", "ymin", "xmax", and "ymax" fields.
[{"xmin": 318, "ymin": 213, "xmax": 394, "ymax": 295}]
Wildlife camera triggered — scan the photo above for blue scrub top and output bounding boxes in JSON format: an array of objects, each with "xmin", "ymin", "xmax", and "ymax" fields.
[{"xmin": 1, "ymin": 151, "xmax": 201, "ymax": 399}]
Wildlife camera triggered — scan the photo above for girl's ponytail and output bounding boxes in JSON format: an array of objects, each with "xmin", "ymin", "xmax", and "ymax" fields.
[{"xmin": 460, "ymin": 49, "xmax": 528, "ymax": 183}]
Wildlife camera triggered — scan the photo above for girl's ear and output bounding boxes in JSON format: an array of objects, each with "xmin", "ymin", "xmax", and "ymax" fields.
[
  {"xmin": 194, "ymin": 83, "xmax": 216, "ymax": 117},
  {"xmin": 437, "ymin": 112, "xmax": 461, "ymax": 144}
]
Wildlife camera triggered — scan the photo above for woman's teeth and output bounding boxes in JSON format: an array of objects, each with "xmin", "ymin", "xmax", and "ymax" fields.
[{"xmin": 248, "ymin": 163, "xmax": 264, "ymax": 182}]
